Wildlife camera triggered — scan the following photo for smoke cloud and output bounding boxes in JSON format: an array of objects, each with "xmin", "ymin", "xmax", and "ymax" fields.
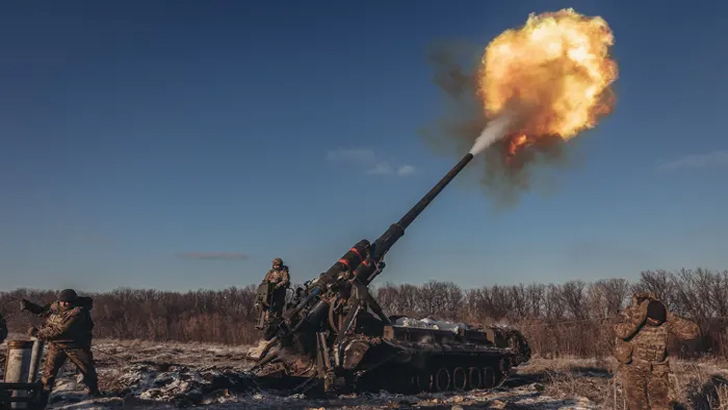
[
  {"xmin": 419, "ymin": 40, "xmax": 572, "ymax": 210},
  {"xmin": 469, "ymin": 112, "xmax": 516, "ymax": 156}
]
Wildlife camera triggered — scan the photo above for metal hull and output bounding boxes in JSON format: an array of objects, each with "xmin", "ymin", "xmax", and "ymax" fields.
[{"xmin": 253, "ymin": 321, "xmax": 530, "ymax": 394}]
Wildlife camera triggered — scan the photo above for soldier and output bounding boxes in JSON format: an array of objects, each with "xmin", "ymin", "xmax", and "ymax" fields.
[
  {"xmin": 613, "ymin": 292, "xmax": 699, "ymax": 409},
  {"xmin": 263, "ymin": 258, "xmax": 290, "ymax": 318},
  {"xmin": 21, "ymin": 289, "xmax": 101, "ymax": 405}
]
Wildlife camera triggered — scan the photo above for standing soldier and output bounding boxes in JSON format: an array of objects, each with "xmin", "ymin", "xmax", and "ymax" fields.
[
  {"xmin": 263, "ymin": 258, "xmax": 290, "ymax": 318},
  {"xmin": 613, "ymin": 292, "xmax": 699, "ymax": 409},
  {"xmin": 21, "ymin": 289, "xmax": 101, "ymax": 405}
]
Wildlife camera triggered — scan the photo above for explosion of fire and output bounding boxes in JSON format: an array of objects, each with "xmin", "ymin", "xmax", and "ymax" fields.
[{"xmin": 472, "ymin": 8, "xmax": 618, "ymax": 162}]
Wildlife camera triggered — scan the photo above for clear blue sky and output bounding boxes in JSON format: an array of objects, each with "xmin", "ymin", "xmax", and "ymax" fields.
[{"xmin": 1, "ymin": 0, "xmax": 727, "ymax": 292}]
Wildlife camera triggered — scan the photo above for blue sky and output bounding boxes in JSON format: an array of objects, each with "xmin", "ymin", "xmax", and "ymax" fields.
[{"xmin": 1, "ymin": 0, "xmax": 727, "ymax": 292}]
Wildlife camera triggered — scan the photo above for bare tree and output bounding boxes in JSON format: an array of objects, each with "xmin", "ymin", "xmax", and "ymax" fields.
[
  {"xmin": 508, "ymin": 285, "xmax": 528, "ymax": 320},
  {"xmin": 633, "ymin": 270, "xmax": 675, "ymax": 307},
  {"xmin": 1, "ymin": 267, "xmax": 725, "ymax": 359},
  {"xmin": 589, "ymin": 279, "xmax": 630, "ymax": 317},
  {"xmin": 543, "ymin": 284, "xmax": 565, "ymax": 320},
  {"xmin": 560, "ymin": 280, "xmax": 588, "ymax": 319},
  {"xmin": 524, "ymin": 283, "xmax": 545, "ymax": 319}
]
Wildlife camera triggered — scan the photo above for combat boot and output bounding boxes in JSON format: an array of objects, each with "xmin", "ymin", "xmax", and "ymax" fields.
[{"xmin": 84, "ymin": 384, "xmax": 102, "ymax": 397}]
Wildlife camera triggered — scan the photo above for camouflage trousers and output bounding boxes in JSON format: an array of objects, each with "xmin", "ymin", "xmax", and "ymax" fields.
[
  {"xmin": 41, "ymin": 343, "xmax": 99, "ymax": 396},
  {"xmin": 620, "ymin": 361, "xmax": 675, "ymax": 410},
  {"xmin": 269, "ymin": 286, "xmax": 287, "ymax": 317}
]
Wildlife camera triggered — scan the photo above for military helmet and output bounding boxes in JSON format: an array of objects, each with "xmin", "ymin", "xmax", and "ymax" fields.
[
  {"xmin": 59, "ymin": 289, "xmax": 78, "ymax": 302},
  {"xmin": 647, "ymin": 299, "xmax": 667, "ymax": 322},
  {"xmin": 273, "ymin": 258, "xmax": 283, "ymax": 266}
]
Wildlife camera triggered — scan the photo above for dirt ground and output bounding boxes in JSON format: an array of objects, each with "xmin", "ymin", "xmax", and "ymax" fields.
[{"xmin": 2, "ymin": 336, "xmax": 727, "ymax": 409}]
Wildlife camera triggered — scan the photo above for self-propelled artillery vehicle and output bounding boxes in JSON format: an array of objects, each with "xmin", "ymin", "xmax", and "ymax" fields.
[{"xmin": 251, "ymin": 152, "xmax": 531, "ymax": 394}]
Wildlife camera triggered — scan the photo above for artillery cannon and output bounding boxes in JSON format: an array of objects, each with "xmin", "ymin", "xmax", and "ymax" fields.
[{"xmin": 252, "ymin": 153, "xmax": 531, "ymax": 394}]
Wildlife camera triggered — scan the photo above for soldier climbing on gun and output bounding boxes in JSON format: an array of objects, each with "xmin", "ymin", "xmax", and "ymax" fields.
[
  {"xmin": 262, "ymin": 258, "xmax": 290, "ymax": 319},
  {"xmin": 255, "ymin": 258, "xmax": 291, "ymax": 333}
]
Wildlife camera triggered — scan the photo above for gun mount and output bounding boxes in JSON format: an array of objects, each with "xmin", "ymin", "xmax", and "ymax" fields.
[
  {"xmin": 254, "ymin": 281, "xmax": 276, "ymax": 331},
  {"xmin": 252, "ymin": 153, "xmax": 531, "ymax": 394}
]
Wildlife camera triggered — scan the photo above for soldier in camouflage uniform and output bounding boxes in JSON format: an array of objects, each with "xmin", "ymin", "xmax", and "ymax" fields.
[
  {"xmin": 21, "ymin": 289, "xmax": 101, "ymax": 405},
  {"xmin": 613, "ymin": 292, "xmax": 699, "ymax": 409},
  {"xmin": 263, "ymin": 258, "xmax": 290, "ymax": 318}
]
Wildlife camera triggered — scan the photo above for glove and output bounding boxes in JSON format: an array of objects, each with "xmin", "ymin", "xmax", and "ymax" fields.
[{"xmin": 27, "ymin": 326, "xmax": 39, "ymax": 337}]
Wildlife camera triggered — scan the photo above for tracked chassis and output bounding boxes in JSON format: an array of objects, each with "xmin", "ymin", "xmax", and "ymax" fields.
[{"xmin": 253, "ymin": 318, "xmax": 531, "ymax": 394}]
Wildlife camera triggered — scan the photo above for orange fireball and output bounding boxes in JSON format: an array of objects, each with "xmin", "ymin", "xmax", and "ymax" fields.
[
  {"xmin": 506, "ymin": 134, "xmax": 529, "ymax": 157},
  {"xmin": 478, "ymin": 8, "xmax": 618, "ymax": 158}
]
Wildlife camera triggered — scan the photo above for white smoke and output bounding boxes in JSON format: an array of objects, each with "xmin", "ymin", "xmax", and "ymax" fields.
[{"xmin": 468, "ymin": 112, "xmax": 516, "ymax": 156}]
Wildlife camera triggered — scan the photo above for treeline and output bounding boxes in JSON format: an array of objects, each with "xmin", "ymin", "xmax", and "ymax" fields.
[
  {"xmin": 377, "ymin": 269, "xmax": 728, "ymax": 359},
  {"xmin": 0, "ymin": 286, "xmax": 260, "ymax": 345},
  {"xmin": 1, "ymin": 268, "xmax": 726, "ymax": 359}
]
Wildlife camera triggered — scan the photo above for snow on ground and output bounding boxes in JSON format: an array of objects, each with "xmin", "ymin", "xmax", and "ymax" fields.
[
  {"xmin": 45, "ymin": 384, "xmax": 599, "ymax": 409},
  {"xmin": 393, "ymin": 317, "xmax": 470, "ymax": 333},
  {"xmin": 2, "ymin": 336, "xmax": 726, "ymax": 409},
  {"xmin": 1, "ymin": 335, "xmax": 599, "ymax": 409}
]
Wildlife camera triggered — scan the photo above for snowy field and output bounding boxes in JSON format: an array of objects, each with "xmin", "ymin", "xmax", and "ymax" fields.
[{"xmin": 2, "ymin": 335, "xmax": 727, "ymax": 409}]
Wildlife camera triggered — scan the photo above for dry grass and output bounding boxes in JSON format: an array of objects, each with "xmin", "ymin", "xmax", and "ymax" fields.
[
  {"xmin": 670, "ymin": 360, "xmax": 728, "ymax": 410},
  {"xmin": 4, "ymin": 336, "xmax": 728, "ymax": 409},
  {"xmin": 515, "ymin": 356, "xmax": 728, "ymax": 409}
]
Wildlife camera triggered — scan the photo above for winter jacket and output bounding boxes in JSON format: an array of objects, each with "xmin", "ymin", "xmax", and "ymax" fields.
[{"xmin": 26, "ymin": 297, "xmax": 94, "ymax": 348}]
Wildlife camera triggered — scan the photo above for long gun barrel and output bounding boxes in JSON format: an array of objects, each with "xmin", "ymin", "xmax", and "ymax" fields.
[
  {"xmin": 284, "ymin": 152, "xmax": 475, "ymax": 333},
  {"xmin": 399, "ymin": 153, "xmax": 475, "ymax": 230},
  {"xmin": 298, "ymin": 152, "xmax": 475, "ymax": 295},
  {"xmin": 365, "ymin": 152, "xmax": 475, "ymax": 279}
]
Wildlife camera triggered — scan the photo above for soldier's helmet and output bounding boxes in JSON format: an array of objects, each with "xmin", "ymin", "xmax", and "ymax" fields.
[
  {"xmin": 272, "ymin": 258, "xmax": 283, "ymax": 267},
  {"xmin": 59, "ymin": 289, "xmax": 78, "ymax": 303}
]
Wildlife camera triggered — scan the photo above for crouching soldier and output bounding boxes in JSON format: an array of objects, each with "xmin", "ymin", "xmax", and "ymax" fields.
[
  {"xmin": 21, "ymin": 289, "xmax": 101, "ymax": 405},
  {"xmin": 613, "ymin": 293, "xmax": 699, "ymax": 410}
]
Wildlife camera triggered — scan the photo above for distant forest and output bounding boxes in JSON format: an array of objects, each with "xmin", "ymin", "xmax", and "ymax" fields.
[{"xmin": 2, "ymin": 268, "xmax": 726, "ymax": 359}]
